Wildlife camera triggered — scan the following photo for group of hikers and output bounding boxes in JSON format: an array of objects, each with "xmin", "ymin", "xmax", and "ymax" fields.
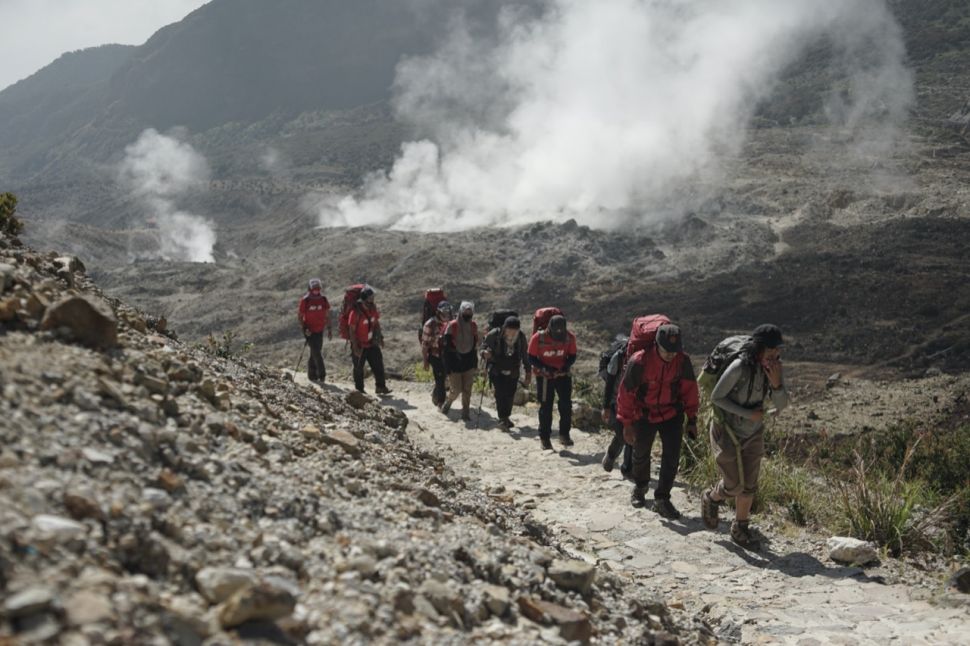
[{"xmin": 297, "ymin": 281, "xmax": 788, "ymax": 548}]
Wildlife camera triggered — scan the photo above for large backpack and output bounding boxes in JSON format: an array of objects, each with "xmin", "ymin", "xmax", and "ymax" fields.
[
  {"xmin": 626, "ymin": 314, "xmax": 671, "ymax": 357},
  {"xmin": 339, "ymin": 284, "xmax": 367, "ymax": 340},
  {"xmin": 697, "ymin": 335, "xmax": 754, "ymax": 425},
  {"xmin": 532, "ymin": 307, "xmax": 564, "ymax": 336},
  {"xmin": 488, "ymin": 309, "xmax": 519, "ymax": 332},
  {"xmin": 419, "ymin": 288, "xmax": 448, "ymax": 340},
  {"xmin": 598, "ymin": 334, "xmax": 629, "ymax": 381}
]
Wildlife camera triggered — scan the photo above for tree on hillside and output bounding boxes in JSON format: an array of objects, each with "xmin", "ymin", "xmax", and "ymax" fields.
[{"xmin": 0, "ymin": 193, "xmax": 23, "ymax": 236}]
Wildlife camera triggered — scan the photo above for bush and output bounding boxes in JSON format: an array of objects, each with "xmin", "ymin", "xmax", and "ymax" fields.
[
  {"xmin": 199, "ymin": 331, "xmax": 254, "ymax": 360},
  {"xmin": 413, "ymin": 362, "xmax": 434, "ymax": 383},
  {"xmin": 0, "ymin": 193, "xmax": 23, "ymax": 236}
]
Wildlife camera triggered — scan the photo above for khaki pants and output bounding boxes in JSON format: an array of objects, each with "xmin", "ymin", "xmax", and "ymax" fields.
[
  {"xmin": 711, "ymin": 422, "xmax": 765, "ymax": 498},
  {"xmin": 446, "ymin": 369, "xmax": 476, "ymax": 411}
]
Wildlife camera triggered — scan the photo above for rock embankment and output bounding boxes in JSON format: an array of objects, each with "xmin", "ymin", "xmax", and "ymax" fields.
[{"xmin": 0, "ymin": 234, "xmax": 708, "ymax": 643}]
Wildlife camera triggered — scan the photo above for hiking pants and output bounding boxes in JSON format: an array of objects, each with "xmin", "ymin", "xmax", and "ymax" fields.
[
  {"xmin": 307, "ymin": 332, "xmax": 326, "ymax": 382},
  {"xmin": 446, "ymin": 368, "xmax": 476, "ymax": 412},
  {"xmin": 353, "ymin": 346, "xmax": 387, "ymax": 392},
  {"xmin": 429, "ymin": 355, "xmax": 447, "ymax": 406},
  {"xmin": 711, "ymin": 423, "xmax": 764, "ymax": 498},
  {"xmin": 492, "ymin": 372, "xmax": 518, "ymax": 420},
  {"xmin": 605, "ymin": 407, "xmax": 633, "ymax": 472},
  {"xmin": 631, "ymin": 416, "xmax": 683, "ymax": 499},
  {"xmin": 536, "ymin": 375, "xmax": 572, "ymax": 440}
]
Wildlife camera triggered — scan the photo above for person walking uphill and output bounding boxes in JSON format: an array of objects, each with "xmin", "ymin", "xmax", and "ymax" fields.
[
  {"xmin": 347, "ymin": 287, "xmax": 391, "ymax": 395},
  {"xmin": 422, "ymin": 300, "xmax": 453, "ymax": 407},
  {"xmin": 528, "ymin": 315, "xmax": 577, "ymax": 450},
  {"xmin": 700, "ymin": 324, "xmax": 789, "ymax": 549},
  {"xmin": 441, "ymin": 301, "xmax": 479, "ymax": 421},
  {"xmin": 616, "ymin": 323, "xmax": 699, "ymax": 519},
  {"xmin": 297, "ymin": 278, "xmax": 332, "ymax": 383},
  {"xmin": 481, "ymin": 316, "xmax": 531, "ymax": 431}
]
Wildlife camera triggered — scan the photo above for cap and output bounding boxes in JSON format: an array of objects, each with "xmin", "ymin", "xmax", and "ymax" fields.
[
  {"xmin": 656, "ymin": 323, "xmax": 683, "ymax": 353},
  {"xmin": 308, "ymin": 278, "xmax": 322, "ymax": 290},
  {"xmin": 459, "ymin": 301, "xmax": 474, "ymax": 314},
  {"xmin": 437, "ymin": 300, "xmax": 452, "ymax": 313},
  {"xmin": 548, "ymin": 315, "xmax": 567, "ymax": 341},
  {"xmin": 504, "ymin": 316, "xmax": 521, "ymax": 329},
  {"xmin": 752, "ymin": 324, "xmax": 784, "ymax": 349},
  {"xmin": 359, "ymin": 286, "xmax": 375, "ymax": 301}
]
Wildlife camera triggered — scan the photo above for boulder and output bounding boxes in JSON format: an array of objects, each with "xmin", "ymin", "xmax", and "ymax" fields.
[
  {"xmin": 320, "ymin": 429, "xmax": 361, "ymax": 457},
  {"xmin": 949, "ymin": 567, "xmax": 970, "ymax": 594},
  {"xmin": 40, "ymin": 295, "xmax": 118, "ymax": 350},
  {"xmin": 196, "ymin": 567, "xmax": 259, "ymax": 603},
  {"xmin": 31, "ymin": 514, "xmax": 86, "ymax": 541},
  {"xmin": 345, "ymin": 390, "xmax": 373, "ymax": 410},
  {"xmin": 218, "ymin": 582, "xmax": 296, "ymax": 628},
  {"xmin": 548, "ymin": 559, "xmax": 597, "ymax": 595},
  {"xmin": 517, "ymin": 596, "xmax": 592, "ymax": 644},
  {"xmin": 827, "ymin": 536, "xmax": 879, "ymax": 566},
  {"xmin": 3, "ymin": 587, "xmax": 55, "ymax": 618},
  {"xmin": 64, "ymin": 590, "xmax": 113, "ymax": 626},
  {"xmin": 0, "ymin": 263, "xmax": 14, "ymax": 291},
  {"xmin": 482, "ymin": 584, "xmax": 510, "ymax": 617}
]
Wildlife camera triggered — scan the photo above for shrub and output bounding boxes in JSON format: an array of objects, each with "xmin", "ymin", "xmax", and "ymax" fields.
[
  {"xmin": 0, "ymin": 193, "xmax": 23, "ymax": 236},
  {"xmin": 413, "ymin": 362, "xmax": 434, "ymax": 383},
  {"xmin": 200, "ymin": 331, "xmax": 253, "ymax": 360}
]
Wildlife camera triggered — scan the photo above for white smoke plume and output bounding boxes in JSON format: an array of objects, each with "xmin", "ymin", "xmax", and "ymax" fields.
[
  {"xmin": 118, "ymin": 128, "xmax": 217, "ymax": 262},
  {"xmin": 315, "ymin": 0, "xmax": 913, "ymax": 231}
]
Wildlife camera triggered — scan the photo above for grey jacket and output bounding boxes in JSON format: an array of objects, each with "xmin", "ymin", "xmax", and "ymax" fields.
[{"xmin": 711, "ymin": 357, "xmax": 789, "ymax": 439}]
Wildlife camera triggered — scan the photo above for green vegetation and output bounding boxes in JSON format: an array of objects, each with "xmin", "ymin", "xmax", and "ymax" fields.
[
  {"xmin": 198, "ymin": 331, "xmax": 254, "ymax": 360},
  {"xmin": 0, "ymin": 193, "xmax": 23, "ymax": 236}
]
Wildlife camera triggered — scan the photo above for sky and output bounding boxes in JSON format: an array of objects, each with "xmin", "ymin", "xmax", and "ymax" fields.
[{"xmin": 0, "ymin": 0, "xmax": 210, "ymax": 91}]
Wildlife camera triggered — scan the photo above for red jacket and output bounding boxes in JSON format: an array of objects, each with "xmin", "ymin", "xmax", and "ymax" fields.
[
  {"xmin": 616, "ymin": 347, "xmax": 699, "ymax": 425},
  {"xmin": 298, "ymin": 293, "xmax": 331, "ymax": 334},
  {"xmin": 347, "ymin": 304, "xmax": 380, "ymax": 348},
  {"xmin": 528, "ymin": 330, "xmax": 577, "ymax": 374}
]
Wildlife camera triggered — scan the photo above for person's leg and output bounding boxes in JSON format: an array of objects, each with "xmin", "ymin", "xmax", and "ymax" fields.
[
  {"xmin": 444, "ymin": 372, "xmax": 462, "ymax": 413},
  {"xmin": 621, "ymin": 441, "xmax": 633, "ymax": 474},
  {"xmin": 654, "ymin": 416, "xmax": 684, "ymax": 500},
  {"xmin": 352, "ymin": 350, "xmax": 365, "ymax": 392},
  {"xmin": 703, "ymin": 422, "xmax": 742, "ymax": 530},
  {"xmin": 536, "ymin": 376, "xmax": 553, "ymax": 443},
  {"xmin": 368, "ymin": 346, "xmax": 388, "ymax": 391},
  {"xmin": 630, "ymin": 420, "xmax": 658, "ymax": 506},
  {"xmin": 556, "ymin": 375, "xmax": 573, "ymax": 440},
  {"xmin": 430, "ymin": 356, "xmax": 446, "ymax": 405},
  {"xmin": 495, "ymin": 374, "xmax": 515, "ymax": 421},
  {"xmin": 736, "ymin": 430, "xmax": 765, "ymax": 522},
  {"xmin": 307, "ymin": 333, "xmax": 323, "ymax": 380},
  {"xmin": 460, "ymin": 369, "xmax": 475, "ymax": 418}
]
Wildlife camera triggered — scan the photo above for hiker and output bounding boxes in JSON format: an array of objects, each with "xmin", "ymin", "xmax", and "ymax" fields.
[
  {"xmin": 440, "ymin": 301, "xmax": 479, "ymax": 421},
  {"xmin": 616, "ymin": 323, "xmax": 699, "ymax": 519},
  {"xmin": 700, "ymin": 324, "xmax": 788, "ymax": 548},
  {"xmin": 599, "ymin": 335, "xmax": 633, "ymax": 477},
  {"xmin": 481, "ymin": 315, "xmax": 531, "ymax": 430},
  {"xmin": 528, "ymin": 314, "xmax": 577, "ymax": 449},
  {"xmin": 297, "ymin": 278, "xmax": 332, "ymax": 383},
  {"xmin": 347, "ymin": 286, "xmax": 391, "ymax": 395},
  {"xmin": 422, "ymin": 300, "xmax": 453, "ymax": 407}
]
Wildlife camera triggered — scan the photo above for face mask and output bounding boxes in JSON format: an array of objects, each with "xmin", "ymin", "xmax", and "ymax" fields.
[{"xmin": 462, "ymin": 313, "xmax": 473, "ymax": 321}]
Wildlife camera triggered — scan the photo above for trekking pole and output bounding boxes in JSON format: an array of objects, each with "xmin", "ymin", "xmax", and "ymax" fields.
[
  {"xmin": 293, "ymin": 338, "xmax": 308, "ymax": 376},
  {"xmin": 474, "ymin": 362, "xmax": 490, "ymax": 429}
]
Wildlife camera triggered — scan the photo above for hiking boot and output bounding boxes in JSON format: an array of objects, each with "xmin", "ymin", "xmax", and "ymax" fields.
[
  {"xmin": 701, "ymin": 490, "xmax": 721, "ymax": 530},
  {"xmin": 631, "ymin": 486, "xmax": 648, "ymax": 508},
  {"xmin": 498, "ymin": 418, "xmax": 512, "ymax": 431},
  {"xmin": 461, "ymin": 410, "xmax": 471, "ymax": 422},
  {"xmin": 560, "ymin": 434, "xmax": 574, "ymax": 447},
  {"xmin": 730, "ymin": 520, "xmax": 760, "ymax": 550},
  {"xmin": 440, "ymin": 401, "xmax": 452, "ymax": 415},
  {"xmin": 601, "ymin": 452, "xmax": 616, "ymax": 473},
  {"xmin": 376, "ymin": 386, "xmax": 392, "ymax": 395},
  {"xmin": 619, "ymin": 464, "xmax": 632, "ymax": 480},
  {"xmin": 505, "ymin": 418, "xmax": 515, "ymax": 428},
  {"xmin": 655, "ymin": 498, "xmax": 681, "ymax": 520},
  {"xmin": 540, "ymin": 437, "xmax": 554, "ymax": 450}
]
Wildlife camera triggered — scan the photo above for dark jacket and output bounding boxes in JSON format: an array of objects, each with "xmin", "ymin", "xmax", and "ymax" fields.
[{"xmin": 481, "ymin": 327, "xmax": 529, "ymax": 379}]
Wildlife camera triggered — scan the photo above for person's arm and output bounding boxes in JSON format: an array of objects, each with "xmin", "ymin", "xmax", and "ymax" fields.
[
  {"xmin": 518, "ymin": 334, "xmax": 532, "ymax": 383},
  {"xmin": 562, "ymin": 334, "xmax": 578, "ymax": 372},
  {"xmin": 298, "ymin": 298, "xmax": 308, "ymax": 334},
  {"xmin": 324, "ymin": 301, "xmax": 333, "ymax": 339},
  {"xmin": 603, "ymin": 369, "xmax": 618, "ymax": 411},
  {"xmin": 679, "ymin": 357, "xmax": 700, "ymax": 437},
  {"xmin": 765, "ymin": 361, "xmax": 789, "ymax": 413},
  {"xmin": 711, "ymin": 359, "xmax": 759, "ymax": 419},
  {"xmin": 615, "ymin": 358, "xmax": 643, "ymax": 426}
]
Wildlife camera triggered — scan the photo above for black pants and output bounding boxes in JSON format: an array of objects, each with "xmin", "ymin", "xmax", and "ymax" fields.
[
  {"xmin": 353, "ymin": 346, "xmax": 387, "ymax": 392},
  {"xmin": 429, "ymin": 355, "xmax": 447, "ymax": 406},
  {"xmin": 492, "ymin": 372, "xmax": 518, "ymax": 420},
  {"xmin": 605, "ymin": 408, "xmax": 633, "ymax": 472},
  {"xmin": 307, "ymin": 333, "xmax": 326, "ymax": 382},
  {"xmin": 631, "ymin": 415, "xmax": 683, "ymax": 499},
  {"xmin": 536, "ymin": 375, "xmax": 572, "ymax": 440}
]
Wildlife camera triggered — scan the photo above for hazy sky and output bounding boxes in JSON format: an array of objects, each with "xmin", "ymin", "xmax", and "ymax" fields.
[{"xmin": 0, "ymin": 0, "xmax": 210, "ymax": 91}]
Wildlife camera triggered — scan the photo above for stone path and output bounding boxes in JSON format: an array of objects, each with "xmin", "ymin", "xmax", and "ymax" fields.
[{"xmin": 361, "ymin": 378, "xmax": 970, "ymax": 645}]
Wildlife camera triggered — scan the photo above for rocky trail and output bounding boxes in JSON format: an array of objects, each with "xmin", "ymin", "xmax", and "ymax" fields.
[{"xmin": 314, "ymin": 377, "xmax": 970, "ymax": 645}]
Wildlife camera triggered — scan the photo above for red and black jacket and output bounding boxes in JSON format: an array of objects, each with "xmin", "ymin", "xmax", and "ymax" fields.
[
  {"xmin": 298, "ymin": 293, "xmax": 331, "ymax": 334},
  {"xmin": 616, "ymin": 347, "xmax": 699, "ymax": 425}
]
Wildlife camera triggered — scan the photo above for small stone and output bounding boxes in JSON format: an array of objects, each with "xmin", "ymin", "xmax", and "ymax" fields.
[
  {"xmin": 826, "ymin": 373, "xmax": 842, "ymax": 388},
  {"xmin": 142, "ymin": 487, "xmax": 171, "ymax": 511},
  {"xmin": 81, "ymin": 447, "xmax": 114, "ymax": 465},
  {"xmin": 320, "ymin": 429, "xmax": 361, "ymax": 457},
  {"xmin": 483, "ymin": 584, "xmax": 510, "ymax": 617},
  {"xmin": 64, "ymin": 591, "xmax": 113, "ymax": 626},
  {"xmin": 54, "ymin": 256, "xmax": 85, "ymax": 274},
  {"xmin": 548, "ymin": 559, "xmax": 596, "ymax": 595},
  {"xmin": 827, "ymin": 536, "xmax": 879, "ymax": 566},
  {"xmin": 415, "ymin": 488, "xmax": 441, "ymax": 508},
  {"xmin": 0, "ymin": 263, "xmax": 14, "ymax": 291},
  {"xmin": 418, "ymin": 579, "xmax": 464, "ymax": 626},
  {"xmin": 949, "ymin": 567, "xmax": 970, "ymax": 594},
  {"xmin": 63, "ymin": 490, "xmax": 104, "ymax": 521},
  {"xmin": 345, "ymin": 390, "xmax": 373, "ymax": 410},
  {"xmin": 301, "ymin": 425, "xmax": 322, "ymax": 439},
  {"xmin": 157, "ymin": 469, "xmax": 183, "ymax": 493},
  {"xmin": 3, "ymin": 587, "xmax": 55, "ymax": 618},
  {"xmin": 218, "ymin": 582, "xmax": 296, "ymax": 628},
  {"xmin": 517, "ymin": 596, "xmax": 592, "ymax": 644},
  {"xmin": 139, "ymin": 374, "xmax": 170, "ymax": 396},
  {"xmin": 40, "ymin": 295, "xmax": 118, "ymax": 350},
  {"xmin": 195, "ymin": 567, "xmax": 259, "ymax": 603},
  {"xmin": 31, "ymin": 514, "xmax": 86, "ymax": 541},
  {"xmin": 336, "ymin": 555, "xmax": 377, "ymax": 578}
]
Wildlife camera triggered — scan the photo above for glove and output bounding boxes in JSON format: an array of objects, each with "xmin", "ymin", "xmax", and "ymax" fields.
[
  {"xmin": 623, "ymin": 424, "xmax": 636, "ymax": 445},
  {"xmin": 303, "ymin": 327, "xmax": 310, "ymax": 337},
  {"xmin": 685, "ymin": 418, "xmax": 698, "ymax": 440},
  {"xmin": 327, "ymin": 329, "xmax": 333, "ymax": 341}
]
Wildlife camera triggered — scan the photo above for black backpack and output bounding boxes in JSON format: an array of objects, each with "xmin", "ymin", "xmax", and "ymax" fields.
[
  {"xmin": 598, "ymin": 334, "xmax": 629, "ymax": 380},
  {"xmin": 488, "ymin": 309, "xmax": 519, "ymax": 332}
]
